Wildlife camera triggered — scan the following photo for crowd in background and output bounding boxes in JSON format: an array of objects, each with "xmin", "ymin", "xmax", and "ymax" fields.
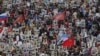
[{"xmin": 0, "ymin": 0, "xmax": 100, "ymax": 56}]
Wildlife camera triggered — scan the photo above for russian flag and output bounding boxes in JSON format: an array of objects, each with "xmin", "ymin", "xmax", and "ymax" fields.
[
  {"xmin": 60, "ymin": 33, "xmax": 70, "ymax": 41},
  {"xmin": 57, "ymin": 32, "xmax": 70, "ymax": 45},
  {"xmin": 0, "ymin": 16, "xmax": 7, "ymax": 21},
  {"xmin": 62, "ymin": 36, "xmax": 74, "ymax": 47},
  {"xmin": 0, "ymin": 12, "xmax": 8, "ymax": 21}
]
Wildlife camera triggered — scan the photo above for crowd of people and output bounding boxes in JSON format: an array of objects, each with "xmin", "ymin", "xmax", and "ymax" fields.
[{"xmin": 0, "ymin": 0, "xmax": 100, "ymax": 56}]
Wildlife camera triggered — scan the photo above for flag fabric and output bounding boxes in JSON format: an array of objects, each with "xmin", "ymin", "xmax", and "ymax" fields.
[
  {"xmin": 57, "ymin": 32, "xmax": 70, "ymax": 45},
  {"xmin": 62, "ymin": 36, "xmax": 74, "ymax": 47},
  {"xmin": 0, "ymin": 12, "xmax": 8, "ymax": 21},
  {"xmin": 53, "ymin": 11, "xmax": 66, "ymax": 20},
  {"xmin": 0, "ymin": 27, "xmax": 3, "ymax": 33},
  {"xmin": 60, "ymin": 33, "xmax": 70, "ymax": 41},
  {"xmin": 15, "ymin": 15, "xmax": 24, "ymax": 23},
  {"xmin": 0, "ymin": 16, "xmax": 7, "ymax": 21},
  {"xmin": 0, "ymin": 12, "xmax": 8, "ymax": 16}
]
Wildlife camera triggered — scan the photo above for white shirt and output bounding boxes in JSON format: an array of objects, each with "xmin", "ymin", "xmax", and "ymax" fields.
[
  {"xmin": 96, "ymin": 13, "xmax": 100, "ymax": 17},
  {"xmin": 17, "ymin": 41, "xmax": 22, "ymax": 47},
  {"xmin": 16, "ymin": 35, "xmax": 19, "ymax": 41},
  {"xmin": 75, "ymin": 19, "xmax": 80, "ymax": 27},
  {"xmin": 84, "ymin": 31, "xmax": 88, "ymax": 38},
  {"xmin": 92, "ymin": 7, "xmax": 96, "ymax": 12},
  {"xmin": 89, "ymin": 9, "xmax": 93, "ymax": 16},
  {"xmin": 53, "ymin": 8, "xmax": 58, "ymax": 15},
  {"xmin": 58, "ymin": 0, "xmax": 64, "ymax": 3},
  {"xmin": 80, "ymin": 29, "xmax": 88, "ymax": 38},
  {"xmin": 97, "ymin": 34, "xmax": 100, "ymax": 41},
  {"xmin": 60, "ymin": 25, "xmax": 66, "ymax": 30},
  {"xmin": 97, "ymin": 34, "xmax": 100, "ymax": 38},
  {"xmin": 58, "ymin": 31, "xmax": 63, "ymax": 38},
  {"xmin": 39, "ymin": 53, "xmax": 45, "ymax": 56},
  {"xmin": 7, "ymin": 4, "xmax": 12, "ymax": 9},
  {"xmin": 27, "ymin": 2, "xmax": 30, "ymax": 7},
  {"xmin": 50, "ymin": 0, "xmax": 57, "ymax": 3},
  {"xmin": 80, "ymin": 19, "xmax": 85, "ymax": 27},
  {"xmin": 16, "ymin": 0, "xmax": 22, "ymax": 4},
  {"xmin": 20, "ymin": 31, "xmax": 24, "ymax": 39},
  {"xmin": 7, "ymin": 53, "xmax": 12, "ymax": 56}
]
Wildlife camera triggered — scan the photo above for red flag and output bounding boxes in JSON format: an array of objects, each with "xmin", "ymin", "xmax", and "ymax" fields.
[
  {"xmin": 0, "ymin": 27, "xmax": 3, "ymax": 33},
  {"xmin": 0, "ymin": 16, "xmax": 8, "ymax": 22},
  {"xmin": 53, "ymin": 11, "xmax": 66, "ymax": 20},
  {"xmin": 15, "ymin": 15, "xmax": 24, "ymax": 23},
  {"xmin": 62, "ymin": 36, "xmax": 74, "ymax": 47}
]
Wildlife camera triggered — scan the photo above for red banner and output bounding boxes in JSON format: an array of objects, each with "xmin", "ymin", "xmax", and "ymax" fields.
[
  {"xmin": 0, "ymin": 27, "xmax": 3, "ymax": 33},
  {"xmin": 53, "ymin": 11, "xmax": 66, "ymax": 20},
  {"xmin": 62, "ymin": 36, "xmax": 74, "ymax": 47},
  {"xmin": 15, "ymin": 15, "xmax": 24, "ymax": 23}
]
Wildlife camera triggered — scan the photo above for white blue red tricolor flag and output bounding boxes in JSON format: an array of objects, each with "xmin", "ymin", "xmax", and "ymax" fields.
[{"xmin": 0, "ymin": 12, "xmax": 8, "ymax": 21}]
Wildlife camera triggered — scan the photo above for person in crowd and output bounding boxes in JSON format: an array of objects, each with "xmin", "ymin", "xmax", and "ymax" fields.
[{"xmin": 0, "ymin": 0, "xmax": 99, "ymax": 56}]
